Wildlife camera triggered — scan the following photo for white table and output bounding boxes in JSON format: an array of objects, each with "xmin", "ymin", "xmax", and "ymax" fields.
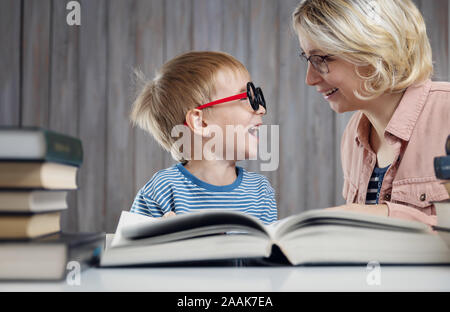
[{"xmin": 1, "ymin": 265, "xmax": 449, "ymax": 292}]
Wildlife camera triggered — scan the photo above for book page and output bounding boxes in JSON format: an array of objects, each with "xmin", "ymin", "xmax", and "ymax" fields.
[
  {"xmin": 121, "ymin": 210, "xmax": 269, "ymax": 241},
  {"xmin": 110, "ymin": 211, "xmax": 157, "ymax": 248},
  {"xmin": 272, "ymin": 209, "xmax": 430, "ymax": 242}
]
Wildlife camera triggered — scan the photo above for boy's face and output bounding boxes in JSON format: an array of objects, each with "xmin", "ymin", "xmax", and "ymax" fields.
[{"xmin": 203, "ymin": 68, "xmax": 266, "ymax": 160}]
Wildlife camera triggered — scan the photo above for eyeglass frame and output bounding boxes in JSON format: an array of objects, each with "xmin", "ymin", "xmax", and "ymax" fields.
[
  {"xmin": 299, "ymin": 51, "xmax": 334, "ymax": 74},
  {"xmin": 183, "ymin": 82, "xmax": 266, "ymax": 126}
]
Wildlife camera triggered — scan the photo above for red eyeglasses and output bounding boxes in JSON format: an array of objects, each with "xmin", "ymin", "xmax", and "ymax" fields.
[{"xmin": 183, "ymin": 82, "xmax": 266, "ymax": 126}]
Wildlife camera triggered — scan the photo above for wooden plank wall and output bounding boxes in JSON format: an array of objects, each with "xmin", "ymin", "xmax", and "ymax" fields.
[{"xmin": 1, "ymin": 0, "xmax": 449, "ymax": 232}]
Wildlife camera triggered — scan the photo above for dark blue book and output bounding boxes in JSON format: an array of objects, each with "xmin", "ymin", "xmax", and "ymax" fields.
[
  {"xmin": 0, "ymin": 127, "xmax": 83, "ymax": 167},
  {"xmin": 434, "ymin": 155, "xmax": 450, "ymax": 180}
]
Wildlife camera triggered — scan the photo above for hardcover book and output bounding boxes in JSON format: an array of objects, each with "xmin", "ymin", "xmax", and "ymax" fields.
[
  {"xmin": 0, "ymin": 190, "xmax": 68, "ymax": 213},
  {"xmin": 0, "ymin": 211, "xmax": 61, "ymax": 239},
  {"xmin": 0, "ymin": 162, "xmax": 77, "ymax": 189},
  {"xmin": 0, "ymin": 232, "xmax": 104, "ymax": 280},
  {"xmin": 434, "ymin": 155, "xmax": 450, "ymax": 180},
  {"xmin": 0, "ymin": 127, "xmax": 83, "ymax": 167}
]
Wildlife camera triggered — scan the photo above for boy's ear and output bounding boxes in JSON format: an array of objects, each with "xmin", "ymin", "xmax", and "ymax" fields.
[{"xmin": 185, "ymin": 109, "xmax": 210, "ymax": 137}]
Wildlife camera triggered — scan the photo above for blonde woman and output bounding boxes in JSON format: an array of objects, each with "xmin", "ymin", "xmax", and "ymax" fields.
[{"xmin": 292, "ymin": 0, "xmax": 450, "ymax": 225}]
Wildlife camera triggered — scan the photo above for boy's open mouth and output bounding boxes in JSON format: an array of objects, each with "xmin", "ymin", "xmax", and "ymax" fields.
[{"xmin": 248, "ymin": 125, "xmax": 260, "ymax": 138}]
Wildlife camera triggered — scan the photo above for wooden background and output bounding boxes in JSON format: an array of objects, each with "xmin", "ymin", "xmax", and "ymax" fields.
[{"xmin": 1, "ymin": 0, "xmax": 449, "ymax": 233}]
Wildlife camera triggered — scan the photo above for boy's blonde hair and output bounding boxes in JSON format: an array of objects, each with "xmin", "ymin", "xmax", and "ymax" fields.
[
  {"xmin": 292, "ymin": 0, "xmax": 433, "ymax": 99},
  {"xmin": 130, "ymin": 51, "xmax": 248, "ymax": 161}
]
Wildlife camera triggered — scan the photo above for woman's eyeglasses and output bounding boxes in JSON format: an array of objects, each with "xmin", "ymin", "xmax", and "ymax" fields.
[{"xmin": 299, "ymin": 52, "xmax": 333, "ymax": 74}]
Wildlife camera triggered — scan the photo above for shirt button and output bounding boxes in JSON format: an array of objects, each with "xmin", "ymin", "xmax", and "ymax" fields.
[
  {"xmin": 420, "ymin": 193, "xmax": 426, "ymax": 201},
  {"xmin": 384, "ymin": 193, "xmax": 391, "ymax": 201}
]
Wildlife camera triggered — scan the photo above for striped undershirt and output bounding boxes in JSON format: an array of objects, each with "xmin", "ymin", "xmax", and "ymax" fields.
[
  {"xmin": 131, "ymin": 163, "xmax": 278, "ymax": 224},
  {"xmin": 365, "ymin": 165, "xmax": 390, "ymax": 205}
]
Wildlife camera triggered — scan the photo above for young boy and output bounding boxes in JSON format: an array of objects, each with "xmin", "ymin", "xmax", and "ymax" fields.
[{"xmin": 129, "ymin": 51, "xmax": 277, "ymax": 224}]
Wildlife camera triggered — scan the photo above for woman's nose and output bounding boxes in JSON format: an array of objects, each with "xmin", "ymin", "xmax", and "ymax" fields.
[{"xmin": 305, "ymin": 63, "xmax": 323, "ymax": 86}]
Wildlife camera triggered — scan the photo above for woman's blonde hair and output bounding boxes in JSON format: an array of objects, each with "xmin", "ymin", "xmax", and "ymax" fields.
[
  {"xmin": 130, "ymin": 51, "xmax": 247, "ymax": 161},
  {"xmin": 292, "ymin": 0, "xmax": 433, "ymax": 99}
]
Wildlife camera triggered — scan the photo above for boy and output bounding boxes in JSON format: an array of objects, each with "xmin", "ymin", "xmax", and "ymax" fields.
[{"xmin": 129, "ymin": 51, "xmax": 277, "ymax": 224}]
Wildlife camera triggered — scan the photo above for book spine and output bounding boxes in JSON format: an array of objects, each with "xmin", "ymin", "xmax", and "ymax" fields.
[
  {"xmin": 434, "ymin": 156, "xmax": 450, "ymax": 180},
  {"xmin": 43, "ymin": 129, "xmax": 83, "ymax": 167},
  {"xmin": 446, "ymin": 135, "xmax": 450, "ymax": 155}
]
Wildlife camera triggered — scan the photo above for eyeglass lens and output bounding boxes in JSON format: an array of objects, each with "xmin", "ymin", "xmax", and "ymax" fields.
[
  {"xmin": 310, "ymin": 56, "xmax": 328, "ymax": 74},
  {"xmin": 248, "ymin": 83, "xmax": 255, "ymax": 108},
  {"xmin": 300, "ymin": 53, "xmax": 329, "ymax": 74},
  {"xmin": 256, "ymin": 87, "xmax": 266, "ymax": 110},
  {"xmin": 247, "ymin": 82, "xmax": 266, "ymax": 112}
]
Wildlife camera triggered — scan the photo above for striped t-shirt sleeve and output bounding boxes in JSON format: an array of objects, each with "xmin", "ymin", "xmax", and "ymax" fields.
[
  {"xmin": 130, "ymin": 169, "xmax": 176, "ymax": 218},
  {"xmin": 130, "ymin": 191, "xmax": 164, "ymax": 218}
]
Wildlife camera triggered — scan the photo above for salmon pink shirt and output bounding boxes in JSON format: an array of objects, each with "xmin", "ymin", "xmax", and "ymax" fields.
[{"xmin": 341, "ymin": 79, "xmax": 450, "ymax": 226}]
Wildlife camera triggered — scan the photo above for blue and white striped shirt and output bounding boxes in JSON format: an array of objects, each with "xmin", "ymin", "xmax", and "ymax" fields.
[{"xmin": 130, "ymin": 163, "xmax": 278, "ymax": 224}]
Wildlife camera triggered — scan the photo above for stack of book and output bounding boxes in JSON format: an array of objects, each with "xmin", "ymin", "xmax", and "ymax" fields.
[
  {"xmin": 433, "ymin": 134, "xmax": 450, "ymax": 247},
  {"xmin": 0, "ymin": 127, "xmax": 104, "ymax": 280}
]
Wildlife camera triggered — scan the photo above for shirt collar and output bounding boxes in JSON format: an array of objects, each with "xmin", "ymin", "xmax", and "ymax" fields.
[
  {"xmin": 354, "ymin": 112, "xmax": 371, "ymax": 149},
  {"xmin": 354, "ymin": 79, "xmax": 431, "ymax": 147},
  {"xmin": 384, "ymin": 79, "xmax": 431, "ymax": 142}
]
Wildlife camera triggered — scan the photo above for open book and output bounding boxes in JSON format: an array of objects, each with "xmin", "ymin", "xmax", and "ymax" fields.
[{"xmin": 100, "ymin": 210, "xmax": 450, "ymax": 267}]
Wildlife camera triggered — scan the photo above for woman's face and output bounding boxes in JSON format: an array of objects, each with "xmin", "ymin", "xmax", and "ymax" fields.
[{"xmin": 298, "ymin": 35, "xmax": 370, "ymax": 113}]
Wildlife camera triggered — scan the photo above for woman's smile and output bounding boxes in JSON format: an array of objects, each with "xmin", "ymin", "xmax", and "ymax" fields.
[{"xmin": 319, "ymin": 87, "xmax": 340, "ymax": 100}]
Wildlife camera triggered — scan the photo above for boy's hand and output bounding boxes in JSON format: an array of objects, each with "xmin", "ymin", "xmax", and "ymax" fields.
[{"xmin": 163, "ymin": 211, "xmax": 176, "ymax": 218}]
